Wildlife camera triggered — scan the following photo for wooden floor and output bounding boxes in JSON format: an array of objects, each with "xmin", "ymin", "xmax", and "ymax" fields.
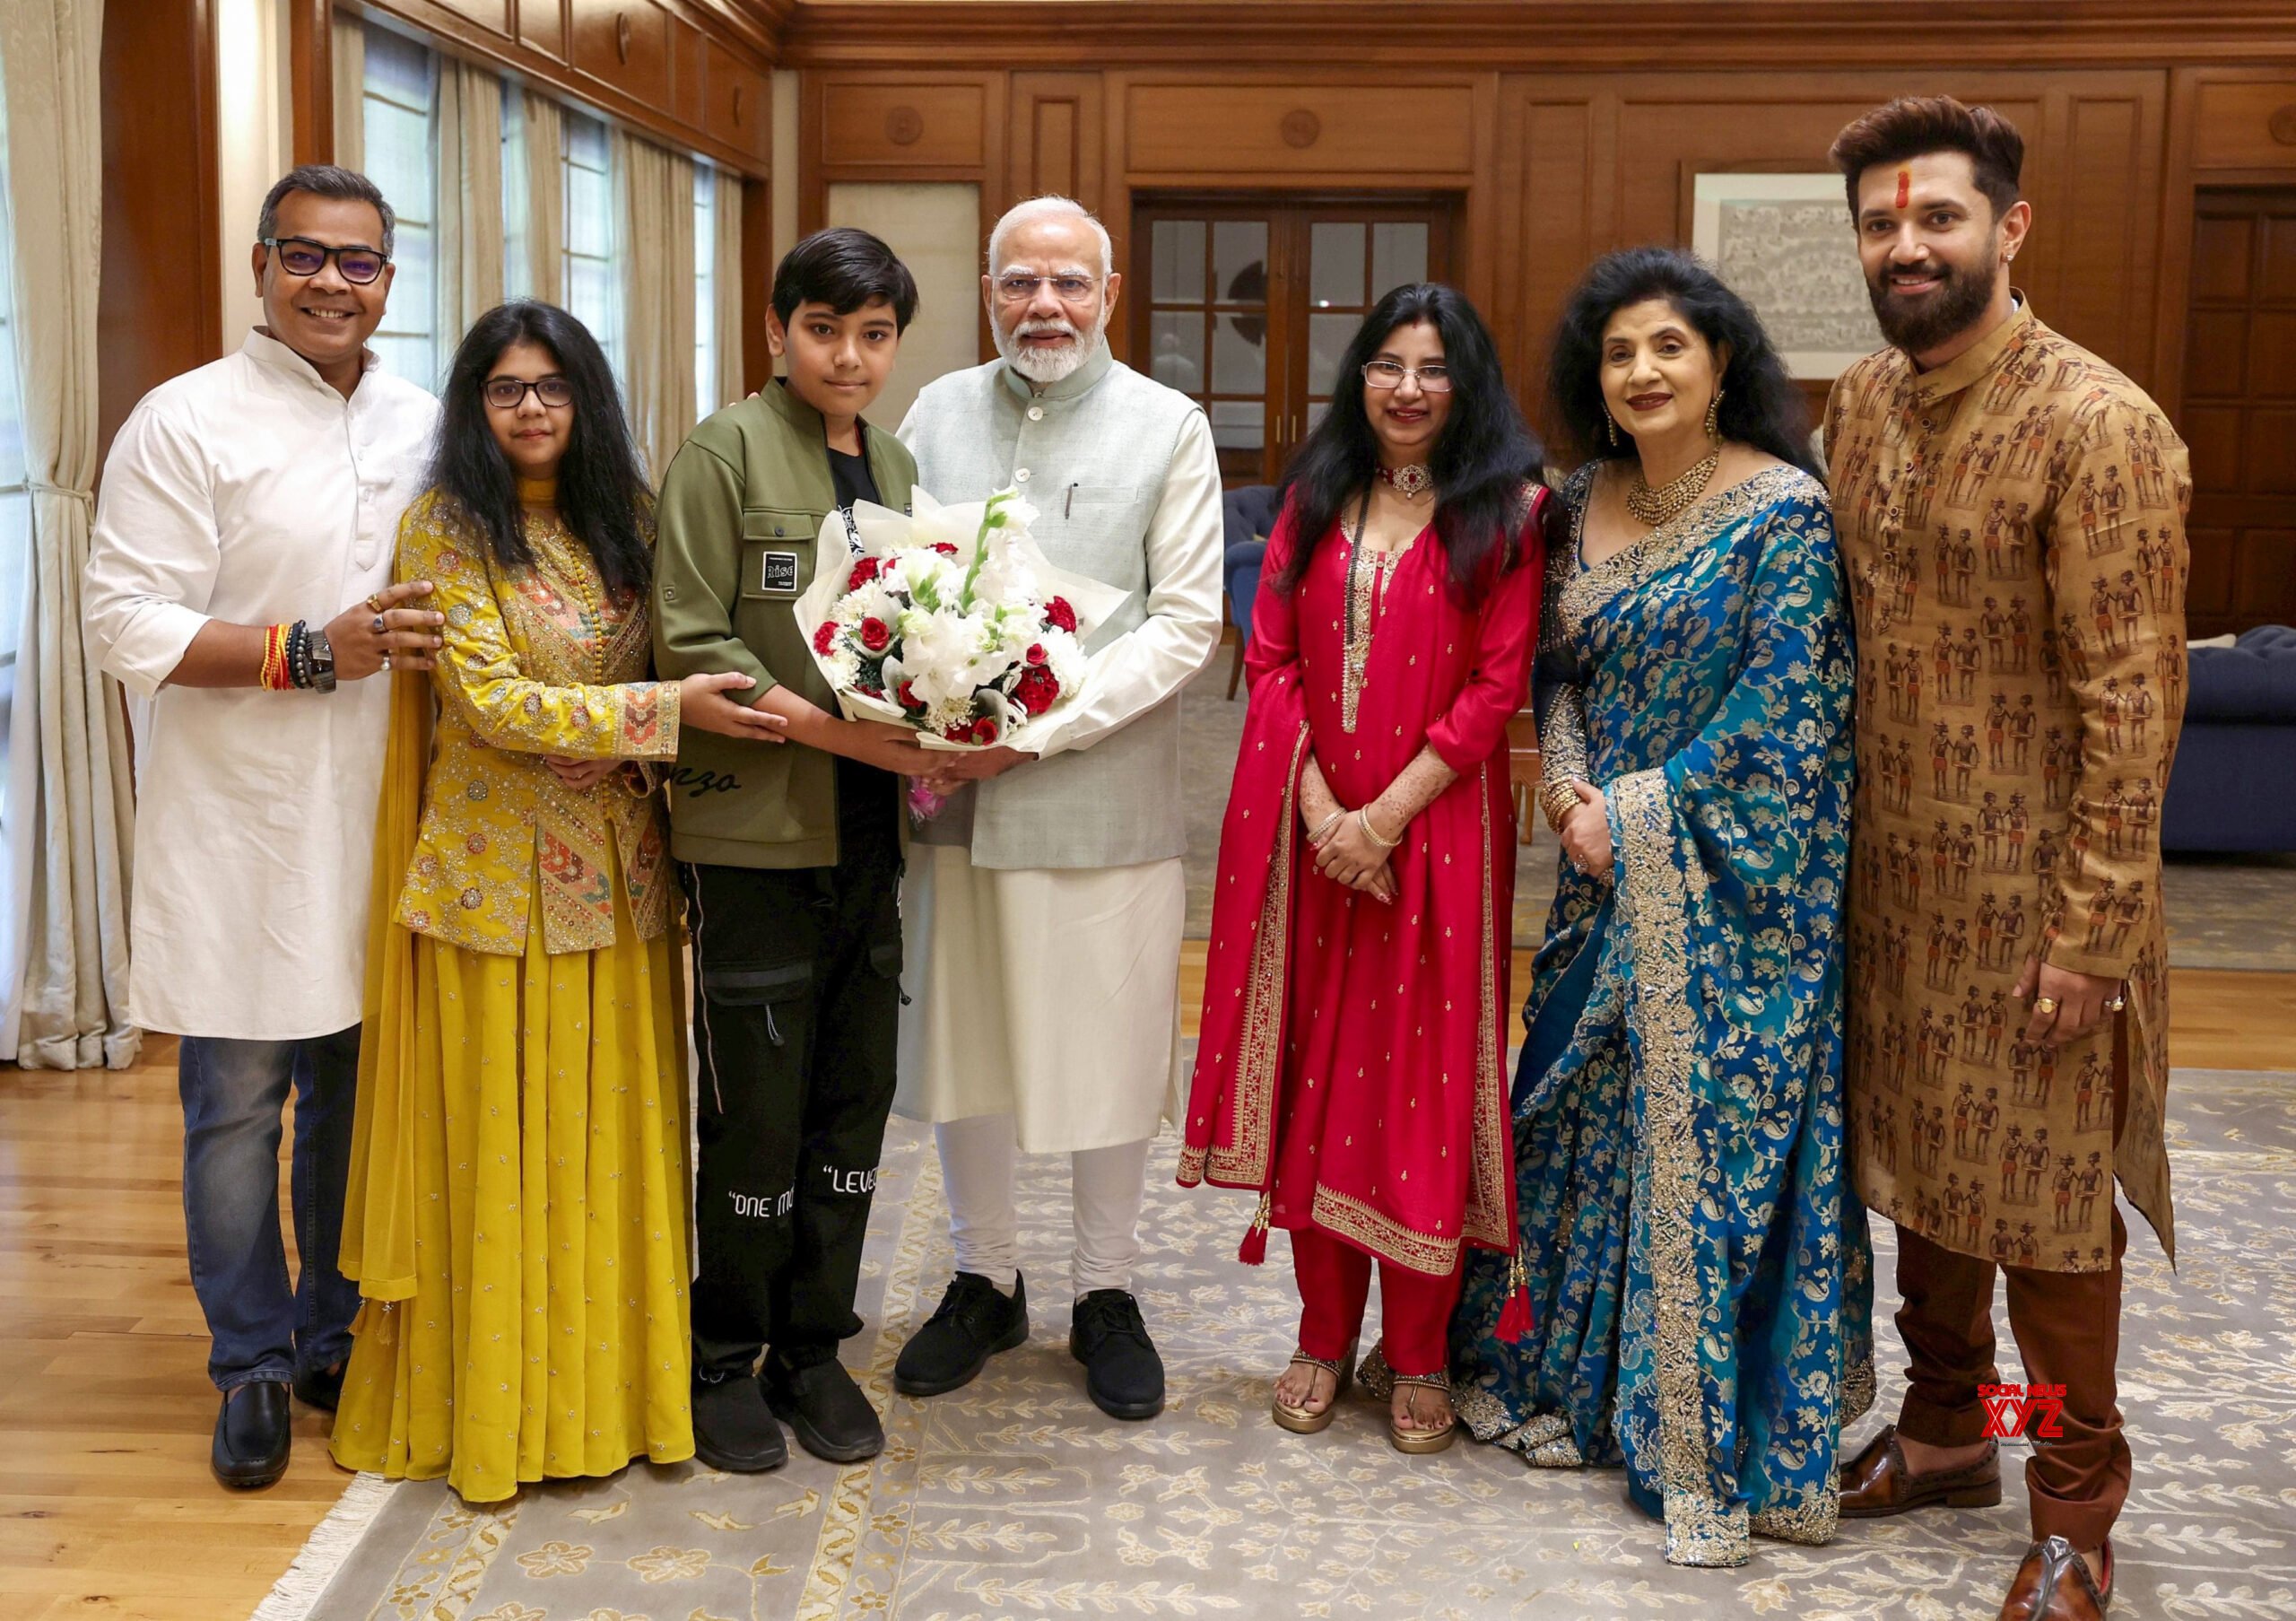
[{"xmin": 5, "ymin": 964, "xmax": 2292, "ymax": 1620}]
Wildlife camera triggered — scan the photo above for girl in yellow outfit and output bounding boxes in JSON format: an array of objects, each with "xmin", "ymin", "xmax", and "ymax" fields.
[{"xmin": 334, "ymin": 301, "xmax": 785, "ymax": 1501}]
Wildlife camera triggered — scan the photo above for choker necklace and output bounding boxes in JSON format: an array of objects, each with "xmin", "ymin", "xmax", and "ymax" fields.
[
  {"xmin": 1376, "ymin": 463, "xmax": 1434, "ymax": 500},
  {"xmin": 1626, "ymin": 445, "xmax": 1721, "ymax": 527}
]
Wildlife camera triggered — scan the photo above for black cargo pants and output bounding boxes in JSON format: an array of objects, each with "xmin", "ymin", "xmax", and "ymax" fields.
[{"xmin": 683, "ymin": 816, "xmax": 902, "ymax": 1381}]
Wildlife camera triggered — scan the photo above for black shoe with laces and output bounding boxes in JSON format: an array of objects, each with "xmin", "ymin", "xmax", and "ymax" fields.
[
  {"xmin": 894, "ymin": 1271, "xmax": 1029, "ymax": 1398},
  {"xmin": 764, "ymin": 1356, "xmax": 884, "ymax": 1463},
  {"xmin": 1070, "ymin": 1288, "xmax": 1164, "ymax": 1421}
]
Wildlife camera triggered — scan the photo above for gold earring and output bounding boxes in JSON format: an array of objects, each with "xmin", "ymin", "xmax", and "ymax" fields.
[
  {"xmin": 1705, "ymin": 388, "xmax": 1723, "ymax": 440},
  {"xmin": 1605, "ymin": 409, "xmax": 1621, "ymax": 449}
]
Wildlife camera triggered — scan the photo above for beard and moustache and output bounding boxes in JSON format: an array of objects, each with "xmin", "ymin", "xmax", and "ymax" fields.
[
  {"xmin": 996, "ymin": 304, "xmax": 1113, "ymax": 384},
  {"xmin": 1865, "ymin": 232, "xmax": 2002, "ymax": 358}
]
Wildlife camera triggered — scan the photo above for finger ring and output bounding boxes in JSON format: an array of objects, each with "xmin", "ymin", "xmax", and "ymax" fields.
[
  {"xmin": 366, "ymin": 593, "xmax": 385, "ymax": 613},
  {"xmin": 382, "ymin": 654, "xmax": 393, "ymax": 672},
  {"xmin": 372, "ymin": 614, "xmax": 386, "ymax": 633},
  {"xmin": 2107, "ymin": 995, "xmax": 2126, "ymax": 1012},
  {"xmin": 2033, "ymin": 996, "xmax": 2059, "ymax": 1015}
]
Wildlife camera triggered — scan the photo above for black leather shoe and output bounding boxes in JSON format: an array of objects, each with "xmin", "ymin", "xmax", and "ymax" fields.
[
  {"xmin": 213, "ymin": 1381, "xmax": 291, "ymax": 1489},
  {"xmin": 691, "ymin": 1373, "xmax": 787, "ymax": 1472},
  {"xmin": 765, "ymin": 1358, "xmax": 884, "ymax": 1463},
  {"xmin": 291, "ymin": 1361, "xmax": 345, "ymax": 1413},
  {"xmin": 894, "ymin": 1271, "xmax": 1029, "ymax": 1398},
  {"xmin": 1071, "ymin": 1289, "xmax": 1164, "ymax": 1421}
]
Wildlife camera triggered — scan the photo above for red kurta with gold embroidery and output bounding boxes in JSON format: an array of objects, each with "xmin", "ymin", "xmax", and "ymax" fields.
[{"xmin": 1181, "ymin": 494, "xmax": 1543, "ymax": 1277}]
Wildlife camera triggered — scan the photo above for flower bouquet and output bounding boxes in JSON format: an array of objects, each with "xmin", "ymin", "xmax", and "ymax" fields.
[{"xmin": 793, "ymin": 487, "xmax": 1128, "ymax": 752}]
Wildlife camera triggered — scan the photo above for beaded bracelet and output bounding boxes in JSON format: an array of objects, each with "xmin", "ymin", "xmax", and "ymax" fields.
[{"xmin": 287, "ymin": 620, "xmax": 312, "ymax": 690}]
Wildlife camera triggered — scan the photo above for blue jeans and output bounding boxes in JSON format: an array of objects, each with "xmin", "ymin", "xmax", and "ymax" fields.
[{"xmin": 177, "ymin": 1027, "xmax": 361, "ymax": 1392}]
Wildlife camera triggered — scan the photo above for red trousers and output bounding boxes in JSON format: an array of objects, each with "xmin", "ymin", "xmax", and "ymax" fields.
[{"xmin": 1292, "ymin": 1227, "xmax": 1461, "ymax": 1375}]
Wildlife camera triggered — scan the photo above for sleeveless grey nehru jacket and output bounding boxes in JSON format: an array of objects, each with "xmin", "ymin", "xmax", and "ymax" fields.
[{"xmin": 898, "ymin": 344, "xmax": 1224, "ymax": 871}]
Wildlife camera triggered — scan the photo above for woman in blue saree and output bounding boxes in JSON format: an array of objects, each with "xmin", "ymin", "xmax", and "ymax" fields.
[{"xmin": 1448, "ymin": 248, "xmax": 1874, "ymax": 1567}]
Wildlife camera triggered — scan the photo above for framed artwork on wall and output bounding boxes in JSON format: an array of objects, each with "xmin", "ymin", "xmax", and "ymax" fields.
[{"xmin": 1692, "ymin": 172, "xmax": 1883, "ymax": 380}]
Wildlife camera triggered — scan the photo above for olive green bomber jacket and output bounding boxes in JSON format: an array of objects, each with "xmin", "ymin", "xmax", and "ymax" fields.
[{"xmin": 651, "ymin": 379, "xmax": 917, "ymax": 867}]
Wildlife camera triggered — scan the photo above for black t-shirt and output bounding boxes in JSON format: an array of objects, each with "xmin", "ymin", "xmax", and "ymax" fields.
[{"xmin": 824, "ymin": 440, "xmax": 900, "ymax": 853}]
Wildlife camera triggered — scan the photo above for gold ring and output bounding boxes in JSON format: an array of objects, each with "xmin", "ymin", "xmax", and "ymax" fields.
[
  {"xmin": 2033, "ymin": 996, "xmax": 2059, "ymax": 1015},
  {"xmin": 2107, "ymin": 995, "xmax": 2126, "ymax": 1012},
  {"xmin": 366, "ymin": 592, "xmax": 385, "ymax": 614}
]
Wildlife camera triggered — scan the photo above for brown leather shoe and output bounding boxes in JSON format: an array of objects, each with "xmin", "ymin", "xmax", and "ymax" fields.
[
  {"xmin": 1998, "ymin": 1535, "xmax": 2112, "ymax": 1618},
  {"xmin": 1838, "ymin": 1423, "xmax": 2004, "ymax": 1518}
]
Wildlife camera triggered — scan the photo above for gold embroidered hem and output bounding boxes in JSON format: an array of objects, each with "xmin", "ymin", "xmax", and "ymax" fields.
[{"xmin": 1612, "ymin": 763, "xmax": 1751, "ymax": 1570}]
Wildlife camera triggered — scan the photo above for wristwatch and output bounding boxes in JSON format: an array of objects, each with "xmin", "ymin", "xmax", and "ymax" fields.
[{"xmin": 308, "ymin": 628, "xmax": 337, "ymax": 693}]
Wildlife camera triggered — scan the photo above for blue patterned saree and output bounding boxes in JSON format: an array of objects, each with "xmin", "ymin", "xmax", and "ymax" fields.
[{"xmin": 1452, "ymin": 462, "xmax": 1875, "ymax": 1568}]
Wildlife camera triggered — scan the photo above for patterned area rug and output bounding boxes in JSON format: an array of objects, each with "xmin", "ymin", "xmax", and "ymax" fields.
[{"xmin": 274, "ymin": 1066, "xmax": 2296, "ymax": 1621}]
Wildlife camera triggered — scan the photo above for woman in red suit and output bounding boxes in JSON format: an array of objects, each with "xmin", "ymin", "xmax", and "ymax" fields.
[{"xmin": 1180, "ymin": 283, "xmax": 1547, "ymax": 1451}]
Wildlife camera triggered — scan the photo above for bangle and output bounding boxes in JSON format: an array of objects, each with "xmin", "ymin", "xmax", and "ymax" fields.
[
  {"xmin": 1307, "ymin": 808, "xmax": 1344, "ymax": 845},
  {"xmin": 260, "ymin": 623, "xmax": 295, "ymax": 691},
  {"xmin": 1540, "ymin": 781, "xmax": 1581, "ymax": 833},
  {"xmin": 1358, "ymin": 806, "xmax": 1402, "ymax": 850}
]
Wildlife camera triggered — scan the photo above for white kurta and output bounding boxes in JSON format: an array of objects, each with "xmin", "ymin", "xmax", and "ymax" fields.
[
  {"xmin": 895, "ymin": 849, "xmax": 1187, "ymax": 1152},
  {"xmin": 83, "ymin": 332, "xmax": 438, "ymax": 1040},
  {"xmin": 894, "ymin": 351, "xmax": 1223, "ymax": 1151}
]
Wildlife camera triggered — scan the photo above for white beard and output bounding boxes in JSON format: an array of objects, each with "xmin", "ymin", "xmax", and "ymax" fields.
[{"xmin": 996, "ymin": 307, "xmax": 1111, "ymax": 384}]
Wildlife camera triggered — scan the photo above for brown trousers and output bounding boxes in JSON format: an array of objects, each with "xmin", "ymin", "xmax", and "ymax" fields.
[{"xmin": 1889, "ymin": 1019, "xmax": 2134, "ymax": 1549}]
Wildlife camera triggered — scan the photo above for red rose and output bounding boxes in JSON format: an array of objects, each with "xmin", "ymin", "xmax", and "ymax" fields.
[
  {"xmin": 848, "ymin": 556, "xmax": 881, "ymax": 589},
  {"xmin": 970, "ymin": 718, "xmax": 999, "ymax": 744},
  {"xmin": 1013, "ymin": 665, "xmax": 1061, "ymax": 716},
  {"xmin": 933, "ymin": 542, "xmax": 960, "ymax": 556},
  {"xmin": 941, "ymin": 719, "xmax": 975, "ymax": 743},
  {"xmin": 897, "ymin": 681, "xmax": 921, "ymax": 711},
  {"xmin": 855, "ymin": 681, "xmax": 883, "ymax": 698},
  {"xmin": 812, "ymin": 621, "xmax": 838, "ymax": 655},
  {"xmin": 1024, "ymin": 642, "xmax": 1048, "ymax": 667},
  {"xmin": 1043, "ymin": 597, "xmax": 1077, "ymax": 632},
  {"xmin": 858, "ymin": 616, "xmax": 891, "ymax": 652}
]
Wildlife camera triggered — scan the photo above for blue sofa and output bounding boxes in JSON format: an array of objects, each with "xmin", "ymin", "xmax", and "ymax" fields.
[
  {"xmin": 1222, "ymin": 484, "xmax": 1283, "ymax": 699},
  {"xmin": 2161, "ymin": 624, "xmax": 2296, "ymax": 853}
]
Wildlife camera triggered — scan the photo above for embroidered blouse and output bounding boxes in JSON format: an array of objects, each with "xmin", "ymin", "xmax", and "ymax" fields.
[{"xmin": 391, "ymin": 481, "xmax": 683, "ymax": 955}]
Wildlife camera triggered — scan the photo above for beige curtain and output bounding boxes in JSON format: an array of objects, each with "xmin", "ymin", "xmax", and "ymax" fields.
[
  {"xmin": 330, "ymin": 11, "xmax": 364, "ymax": 170},
  {"xmin": 618, "ymin": 131, "xmax": 695, "ymax": 480},
  {"xmin": 433, "ymin": 59, "xmax": 503, "ymax": 349},
  {"xmin": 0, "ymin": 0, "xmax": 137, "ymax": 1069},
  {"xmin": 714, "ymin": 174, "xmax": 744, "ymax": 405},
  {"xmin": 523, "ymin": 90, "xmax": 564, "ymax": 306}
]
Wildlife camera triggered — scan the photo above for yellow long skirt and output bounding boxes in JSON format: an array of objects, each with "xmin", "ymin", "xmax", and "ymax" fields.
[{"xmin": 331, "ymin": 862, "xmax": 694, "ymax": 1502}]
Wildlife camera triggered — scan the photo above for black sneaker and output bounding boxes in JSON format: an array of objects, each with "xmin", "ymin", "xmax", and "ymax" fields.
[
  {"xmin": 765, "ymin": 1357, "xmax": 884, "ymax": 1463},
  {"xmin": 1070, "ymin": 1289, "xmax": 1164, "ymax": 1421},
  {"xmin": 691, "ymin": 1372, "xmax": 787, "ymax": 1472},
  {"xmin": 894, "ymin": 1271, "xmax": 1029, "ymax": 1398},
  {"xmin": 212, "ymin": 1381, "xmax": 291, "ymax": 1489}
]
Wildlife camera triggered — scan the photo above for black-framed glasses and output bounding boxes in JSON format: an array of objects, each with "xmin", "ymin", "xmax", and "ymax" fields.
[
  {"xmin": 261, "ymin": 236, "xmax": 389, "ymax": 284},
  {"xmin": 995, "ymin": 273, "xmax": 1100, "ymax": 303},
  {"xmin": 1362, "ymin": 360, "xmax": 1453, "ymax": 393},
  {"xmin": 483, "ymin": 376, "xmax": 575, "ymax": 409}
]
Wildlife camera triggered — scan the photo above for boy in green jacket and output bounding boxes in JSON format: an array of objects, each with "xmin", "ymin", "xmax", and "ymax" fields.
[{"xmin": 653, "ymin": 228, "xmax": 934, "ymax": 1472}]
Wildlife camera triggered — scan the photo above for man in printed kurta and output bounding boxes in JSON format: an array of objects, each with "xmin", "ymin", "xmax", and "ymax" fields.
[{"xmin": 1823, "ymin": 97, "xmax": 2187, "ymax": 1621}]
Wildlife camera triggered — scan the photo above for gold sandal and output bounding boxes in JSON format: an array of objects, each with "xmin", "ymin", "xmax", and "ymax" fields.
[
  {"xmin": 1271, "ymin": 1345, "xmax": 1354, "ymax": 1434},
  {"xmin": 1387, "ymin": 1371, "xmax": 1457, "ymax": 1454}
]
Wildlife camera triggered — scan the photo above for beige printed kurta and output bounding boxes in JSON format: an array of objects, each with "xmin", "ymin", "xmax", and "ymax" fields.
[{"xmin": 1826, "ymin": 300, "xmax": 2189, "ymax": 1273}]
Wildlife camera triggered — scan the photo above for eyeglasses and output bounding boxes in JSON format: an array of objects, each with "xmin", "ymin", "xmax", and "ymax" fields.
[
  {"xmin": 483, "ymin": 376, "xmax": 575, "ymax": 409},
  {"xmin": 1362, "ymin": 360, "xmax": 1453, "ymax": 393},
  {"xmin": 261, "ymin": 236, "xmax": 389, "ymax": 284},
  {"xmin": 995, "ymin": 273, "xmax": 1100, "ymax": 304}
]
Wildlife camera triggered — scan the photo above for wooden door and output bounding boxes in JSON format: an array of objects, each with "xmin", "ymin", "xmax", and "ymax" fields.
[
  {"xmin": 1131, "ymin": 196, "xmax": 1453, "ymax": 486},
  {"xmin": 2180, "ymin": 187, "xmax": 2296, "ymax": 637}
]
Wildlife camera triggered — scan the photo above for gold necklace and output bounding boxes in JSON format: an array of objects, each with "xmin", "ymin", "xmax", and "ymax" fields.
[{"xmin": 1626, "ymin": 443, "xmax": 1721, "ymax": 527}]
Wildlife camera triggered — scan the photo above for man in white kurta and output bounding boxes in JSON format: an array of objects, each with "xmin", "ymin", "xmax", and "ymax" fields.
[
  {"xmin": 891, "ymin": 196, "xmax": 1222, "ymax": 1420},
  {"xmin": 82, "ymin": 168, "xmax": 439, "ymax": 1488}
]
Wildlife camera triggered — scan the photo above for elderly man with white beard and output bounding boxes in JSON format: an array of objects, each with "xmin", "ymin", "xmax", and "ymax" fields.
[{"xmin": 891, "ymin": 195, "xmax": 1223, "ymax": 1420}]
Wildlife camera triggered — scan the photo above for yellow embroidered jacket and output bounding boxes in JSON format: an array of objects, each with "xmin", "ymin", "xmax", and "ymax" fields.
[{"xmin": 390, "ymin": 486, "xmax": 683, "ymax": 955}]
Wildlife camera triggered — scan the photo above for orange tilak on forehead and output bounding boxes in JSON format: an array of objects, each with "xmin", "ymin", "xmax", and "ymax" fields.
[{"xmin": 1896, "ymin": 169, "xmax": 1912, "ymax": 209}]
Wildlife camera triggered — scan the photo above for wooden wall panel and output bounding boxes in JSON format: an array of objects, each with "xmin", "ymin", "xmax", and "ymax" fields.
[
  {"xmin": 570, "ymin": 0, "xmax": 672, "ymax": 110},
  {"xmin": 100, "ymin": 0, "xmax": 222, "ymax": 461},
  {"xmin": 818, "ymin": 81, "xmax": 987, "ymax": 170},
  {"xmin": 518, "ymin": 0, "xmax": 567, "ymax": 58},
  {"xmin": 2192, "ymin": 81, "xmax": 2296, "ymax": 170},
  {"xmin": 1126, "ymin": 83, "xmax": 1475, "ymax": 177},
  {"xmin": 1009, "ymin": 73, "xmax": 1103, "ymax": 211},
  {"xmin": 704, "ymin": 40, "xmax": 771, "ymax": 163}
]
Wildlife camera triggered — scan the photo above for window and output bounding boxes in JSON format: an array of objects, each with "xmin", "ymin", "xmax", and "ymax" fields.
[
  {"xmin": 501, "ymin": 91, "xmax": 530, "ymax": 301},
  {"xmin": 360, "ymin": 27, "xmax": 439, "ymax": 388},
  {"xmin": 561, "ymin": 111, "xmax": 621, "ymax": 379},
  {"xmin": 694, "ymin": 163, "xmax": 717, "ymax": 417}
]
